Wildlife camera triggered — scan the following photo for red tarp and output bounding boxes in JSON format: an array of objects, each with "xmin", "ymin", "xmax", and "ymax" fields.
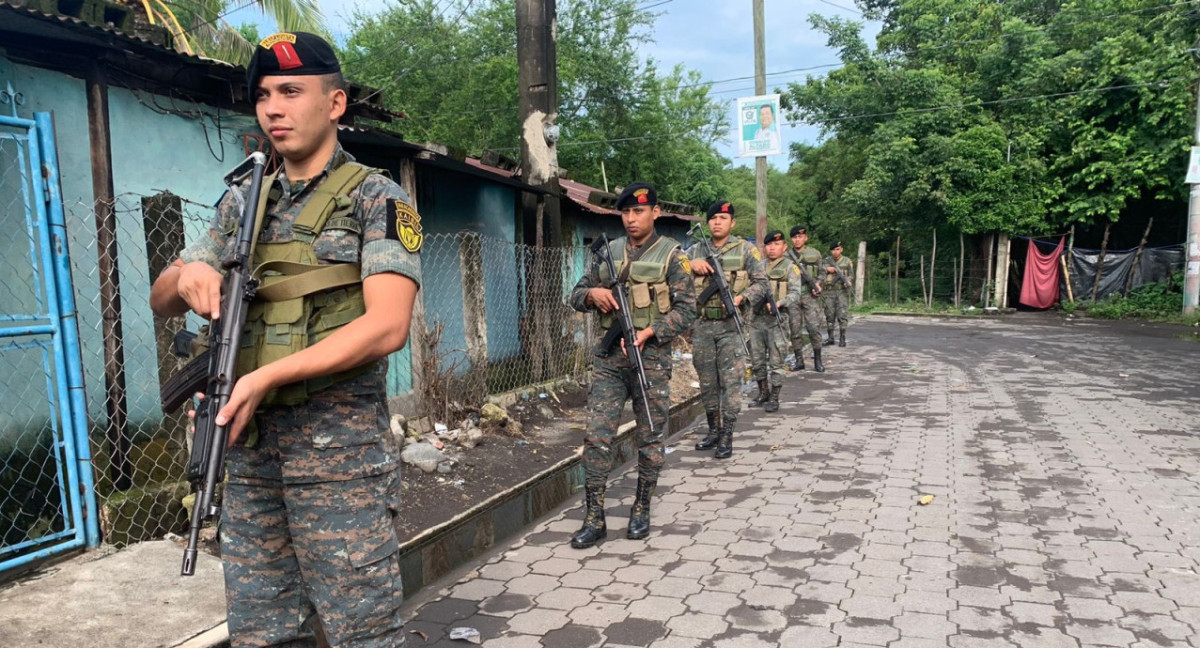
[{"xmin": 1019, "ymin": 237, "xmax": 1065, "ymax": 309}]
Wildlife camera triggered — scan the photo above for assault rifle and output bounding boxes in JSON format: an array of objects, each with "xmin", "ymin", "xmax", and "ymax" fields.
[
  {"xmin": 591, "ymin": 234, "xmax": 655, "ymax": 433},
  {"xmin": 826, "ymin": 256, "xmax": 852, "ymax": 289},
  {"xmin": 687, "ymin": 223, "xmax": 749, "ymax": 358},
  {"xmin": 162, "ymin": 152, "xmax": 267, "ymax": 576}
]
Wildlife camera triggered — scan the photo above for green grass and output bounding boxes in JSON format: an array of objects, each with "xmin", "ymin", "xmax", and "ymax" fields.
[
  {"xmin": 852, "ymin": 299, "xmax": 982, "ymax": 316},
  {"xmin": 1070, "ymin": 272, "xmax": 1200, "ymax": 326}
]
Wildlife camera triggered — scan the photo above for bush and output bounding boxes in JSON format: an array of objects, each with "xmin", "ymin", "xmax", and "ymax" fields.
[{"xmin": 1084, "ymin": 272, "xmax": 1183, "ymax": 320}]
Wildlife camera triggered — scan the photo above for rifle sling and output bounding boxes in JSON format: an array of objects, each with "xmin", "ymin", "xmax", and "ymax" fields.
[{"xmin": 253, "ymin": 261, "xmax": 362, "ymax": 302}]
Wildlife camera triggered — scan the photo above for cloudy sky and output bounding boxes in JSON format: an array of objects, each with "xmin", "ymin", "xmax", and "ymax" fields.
[{"xmin": 246, "ymin": 0, "xmax": 879, "ymax": 169}]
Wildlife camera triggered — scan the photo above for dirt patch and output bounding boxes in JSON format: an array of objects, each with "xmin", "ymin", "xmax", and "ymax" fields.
[{"xmin": 394, "ymin": 338, "xmax": 700, "ymax": 541}]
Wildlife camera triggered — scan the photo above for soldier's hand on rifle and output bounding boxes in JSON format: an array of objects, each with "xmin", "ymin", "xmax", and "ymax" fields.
[
  {"xmin": 689, "ymin": 259, "xmax": 714, "ymax": 275},
  {"xmin": 215, "ymin": 369, "xmax": 272, "ymax": 447},
  {"xmin": 587, "ymin": 287, "xmax": 620, "ymax": 313},
  {"xmin": 620, "ymin": 328, "xmax": 656, "ymax": 356},
  {"xmin": 814, "ymin": 284, "xmax": 823, "ymax": 297},
  {"xmin": 825, "ymin": 265, "xmax": 837, "ymax": 274},
  {"xmin": 733, "ymin": 295, "xmax": 744, "ymax": 308},
  {"xmin": 176, "ymin": 261, "xmax": 225, "ymax": 320}
]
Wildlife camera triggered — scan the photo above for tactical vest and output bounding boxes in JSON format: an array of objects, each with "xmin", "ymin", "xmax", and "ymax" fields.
[
  {"xmin": 235, "ymin": 162, "xmax": 380, "ymax": 406},
  {"xmin": 597, "ymin": 235, "xmax": 679, "ymax": 330},
  {"xmin": 791, "ymin": 246, "xmax": 822, "ymax": 279},
  {"xmin": 823, "ymin": 255, "xmax": 852, "ymax": 289},
  {"xmin": 767, "ymin": 257, "xmax": 791, "ymax": 303},
  {"xmin": 696, "ymin": 238, "xmax": 749, "ymax": 319}
]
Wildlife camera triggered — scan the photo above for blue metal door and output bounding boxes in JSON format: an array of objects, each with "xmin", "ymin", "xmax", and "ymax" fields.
[{"xmin": 0, "ymin": 94, "xmax": 98, "ymax": 573}]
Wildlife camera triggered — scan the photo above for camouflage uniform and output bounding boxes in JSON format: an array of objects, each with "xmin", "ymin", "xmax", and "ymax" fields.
[
  {"xmin": 688, "ymin": 236, "xmax": 768, "ymax": 447},
  {"xmin": 786, "ymin": 246, "xmax": 826, "ymax": 361},
  {"xmin": 749, "ymin": 257, "xmax": 802, "ymax": 386},
  {"xmin": 568, "ymin": 236, "xmax": 696, "ymax": 489},
  {"xmin": 567, "ymin": 231, "xmax": 696, "ymax": 547},
  {"xmin": 822, "ymin": 254, "xmax": 854, "ymax": 342},
  {"xmin": 180, "ymin": 144, "xmax": 419, "ymax": 648}
]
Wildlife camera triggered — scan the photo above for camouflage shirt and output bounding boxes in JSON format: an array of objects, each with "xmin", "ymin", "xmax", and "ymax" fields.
[
  {"xmin": 686, "ymin": 235, "xmax": 770, "ymax": 311},
  {"xmin": 569, "ymin": 233, "xmax": 697, "ymax": 348},
  {"xmin": 787, "ymin": 245, "xmax": 824, "ymax": 280},
  {"xmin": 180, "ymin": 144, "xmax": 422, "ymax": 286},
  {"xmin": 822, "ymin": 255, "xmax": 854, "ymax": 290},
  {"xmin": 179, "ymin": 144, "xmax": 423, "ymax": 396},
  {"xmin": 766, "ymin": 256, "xmax": 805, "ymax": 312}
]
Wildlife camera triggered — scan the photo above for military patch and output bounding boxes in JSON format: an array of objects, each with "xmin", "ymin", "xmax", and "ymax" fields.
[
  {"xmin": 750, "ymin": 246, "xmax": 763, "ymax": 261},
  {"xmin": 792, "ymin": 266, "xmax": 801, "ymax": 277},
  {"xmin": 259, "ymin": 33, "xmax": 297, "ymax": 49},
  {"xmin": 678, "ymin": 254, "xmax": 692, "ymax": 275},
  {"xmin": 387, "ymin": 199, "xmax": 423, "ymax": 253},
  {"xmin": 634, "ymin": 188, "xmax": 650, "ymax": 204}
]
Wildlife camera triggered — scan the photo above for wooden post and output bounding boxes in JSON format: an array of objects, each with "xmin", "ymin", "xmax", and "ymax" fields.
[
  {"xmin": 994, "ymin": 233, "xmax": 1011, "ymax": 308},
  {"xmin": 459, "ymin": 231, "xmax": 490, "ymax": 399},
  {"xmin": 919, "ymin": 255, "xmax": 927, "ymax": 307},
  {"xmin": 1061, "ymin": 254, "xmax": 1075, "ymax": 303},
  {"xmin": 1091, "ymin": 221, "xmax": 1111, "ymax": 303},
  {"xmin": 928, "ymin": 228, "xmax": 937, "ymax": 308},
  {"xmin": 957, "ymin": 232, "xmax": 965, "ymax": 308},
  {"xmin": 399, "ymin": 158, "xmax": 427, "ymax": 412},
  {"xmin": 752, "ymin": 0, "xmax": 768, "ymax": 246},
  {"xmin": 1124, "ymin": 216, "xmax": 1155, "ymax": 297},
  {"xmin": 855, "ymin": 240, "xmax": 866, "ymax": 305},
  {"xmin": 87, "ymin": 58, "xmax": 131, "ymax": 492},
  {"xmin": 892, "ymin": 234, "xmax": 901, "ymax": 305},
  {"xmin": 141, "ymin": 192, "xmax": 189, "ymax": 462},
  {"xmin": 983, "ymin": 233, "xmax": 995, "ymax": 308}
]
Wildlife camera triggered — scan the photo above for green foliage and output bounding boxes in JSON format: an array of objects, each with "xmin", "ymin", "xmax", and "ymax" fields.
[
  {"xmin": 1082, "ymin": 272, "xmax": 1184, "ymax": 320},
  {"xmin": 780, "ymin": 0, "xmax": 1198, "ymax": 246},
  {"xmin": 341, "ymin": 0, "xmax": 728, "ymax": 206}
]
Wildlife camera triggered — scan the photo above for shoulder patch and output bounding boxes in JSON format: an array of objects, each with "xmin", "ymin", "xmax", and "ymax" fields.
[
  {"xmin": 387, "ymin": 199, "xmax": 423, "ymax": 253},
  {"xmin": 791, "ymin": 266, "xmax": 800, "ymax": 277},
  {"xmin": 750, "ymin": 246, "xmax": 763, "ymax": 261},
  {"xmin": 677, "ymin": 253, "xmax": 692, "ymax": 275}
]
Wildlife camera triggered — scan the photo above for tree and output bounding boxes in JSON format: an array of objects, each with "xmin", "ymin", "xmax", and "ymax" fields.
[
  {"xmin": 342, "ymin": 0, "xmax": 729, "ymax": 206},
  {"xmin": 145, "ymin": 0, "xmax": 326, "ymax": 64}
]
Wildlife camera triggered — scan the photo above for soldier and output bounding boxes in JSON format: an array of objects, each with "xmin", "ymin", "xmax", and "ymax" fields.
[
  {"xmin": 822, "ymin": 241, "xmax": 854, "ymax": 347},
  {"xmin": 747, "ymin": 230, "xmax": 803, "ymax": 413},
  {"xmin": 785, "ymin": 225, "xmax": 826, "ymax": 372},
  {"xmin": 689, "ymin": 201, "xmax": 768, "ymax": 458},
  {"xmin": 567, "ymin": 182, "xmax": 696, "ymax": 548},
  {"xmin": 149, "ymin": 33, "xmax": 418, "ymax": 648}
]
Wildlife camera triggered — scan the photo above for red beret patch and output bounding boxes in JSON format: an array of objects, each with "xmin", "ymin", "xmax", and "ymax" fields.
[
  {"xmin": 721, "ymin": 202, "xmax": 730, "ymax": 212},
  {"xmin": 272, "ymin": 42, "xmax": 303, "ymax": 70},
  {"xmin": 634, "ymin": 188, "xmax": 649, "ymax": 204}
]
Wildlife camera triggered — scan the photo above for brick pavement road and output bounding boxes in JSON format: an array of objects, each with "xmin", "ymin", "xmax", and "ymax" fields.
[{"xmin": 400, "ymin": 314, "xmax": 1200, "ymax": 647}]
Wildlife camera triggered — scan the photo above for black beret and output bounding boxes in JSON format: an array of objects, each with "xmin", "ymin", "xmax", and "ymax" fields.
[
  {"xmin": 615, "ymin": 182, "xmax": 658, "ymax": 210},
  {"xmin": 830, "ymin": 241, "xmax": 844, "ymax": 250},
  {"xmin": 247, "ymin": 32, "xmax": 342, "ymax": 92},
  {"xmin": 706, "ymin": 201, "xmax": 735, "ymax": 220},
  {"xmin": 790, "ymin": 225, "xmax": 807, "ymax": 237},
  {"xmin": 763, "ymin": 230, "xmax": 785, "ymax": 244}
]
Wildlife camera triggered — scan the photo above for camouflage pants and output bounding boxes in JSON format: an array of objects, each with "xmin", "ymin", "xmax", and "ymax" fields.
[
  {"xmin": 787, "ymin": 293, "xmax": 824, "ymax": 352},
  {"xmin": 222, "ymin": 391, "xmax": 405, "ymax": 648},
  {"xmin": 748, "ymin": 312, "xmax": 788, "ymax": 384},
  {"xmin": 582, "ymin": 340, "xmax": 671, "ymax": 488},
  {"xmin": 692, "ymin": 317, "xmax": 746, "ymax": 419},
  {"xmin": 824, "ymin": 289, "xmax": 850, "ymax": 332}
]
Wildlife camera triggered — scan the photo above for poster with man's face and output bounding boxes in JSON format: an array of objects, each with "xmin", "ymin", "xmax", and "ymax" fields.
[{"xmin": 736, "ymin": 94, "xmax": 784, "ymax": 158}]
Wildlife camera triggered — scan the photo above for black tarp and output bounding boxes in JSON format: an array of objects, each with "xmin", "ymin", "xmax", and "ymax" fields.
[{"xmin": 1067, "ymin": 244, "xmax": 1183, "ymax": 301}]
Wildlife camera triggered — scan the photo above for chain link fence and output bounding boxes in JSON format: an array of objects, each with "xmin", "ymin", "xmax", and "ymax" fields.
[{"xmin": 9, "ymin": 191, "xmax": 597, "ymax": 553}]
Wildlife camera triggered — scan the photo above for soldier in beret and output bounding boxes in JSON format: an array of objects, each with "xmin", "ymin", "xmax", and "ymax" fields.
[
  {"xmin": 785, "ymin": 225, "xmax": 826, "ymax": 372},
  {"xmin": 688, "ymin": 201, "xmax": 768, "ymax": 458},
  {"xmin": 567, "ymin": 182, "xmax": 696, "ymax": 548},
  {"xmin": 150, "ymin": 32, "xmax": 418, "ymax": 647},
  {"xmin": 822, "ymin": 241, "xmax": 854, "ymax": 347},
  {"xmin": 747, "ymin": 230, "xmax": 805, "ymax": 412}
]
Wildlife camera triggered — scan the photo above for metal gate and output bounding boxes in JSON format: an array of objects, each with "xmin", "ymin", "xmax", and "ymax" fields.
[{"xmin": 0, "ymin": 95, "xmax": 98, "ymax": 573}]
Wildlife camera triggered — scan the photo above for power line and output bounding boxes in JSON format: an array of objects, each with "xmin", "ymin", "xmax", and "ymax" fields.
[
  {"xmin": 815, "ymin": 0, "xmax": 862, "ymax": 16},
  {"xmin": 784, "ymin": 79, "xmax": 1183, "ymax": 126}
]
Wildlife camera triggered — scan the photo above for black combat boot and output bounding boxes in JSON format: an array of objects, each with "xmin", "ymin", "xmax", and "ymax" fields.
[
  {"xmin": 764, "ymin": 384, "xmax": 782, "ymax": 413},
  {"xmin": 695, "ymin": 410, "xmax": 720, "ymax": 450},
  {"xmin": 752, "ymin": 379, "xmax": 768, "ymax": 407},
  {"xmin": 715, "ymin": 417, "xmax": 735, "ymax": 459},
  {"xmin": 570, "ymin": 486, "xmax": 607, "ymax": 549},
  {"xmin": 823, "ymin": 328, "xmax": 836, "ymax": 346},
  {"xmin": 839, "ymin": 330, "xmax": 846, "ymax": 347},
  {"xmin": 627, "ymin": 477, "xmax": 656, "ymax": 540},
  {"xmin": 813, "ymin": 346, "xmax": 826, "ymax": 373},
  {"xmin": 790, "ymin": 354, "xmax": 805, "ymax": 371}
]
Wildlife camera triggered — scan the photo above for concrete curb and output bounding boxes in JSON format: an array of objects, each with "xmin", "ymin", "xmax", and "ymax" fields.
[{"xmin": 394, "ymin": 392, "xmax": 706, "ymax": 599}]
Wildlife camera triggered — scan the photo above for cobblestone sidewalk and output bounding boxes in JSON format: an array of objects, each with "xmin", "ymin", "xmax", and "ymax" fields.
[{"xmin": 400, "ymin": 315, "xmax": 1200, "ymax": 648}]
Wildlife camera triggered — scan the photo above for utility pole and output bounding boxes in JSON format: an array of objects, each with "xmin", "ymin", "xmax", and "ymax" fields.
[
  {"xmin": 1185, "ymin": 74, "xmax": 1200, "ymax": 314},
  {"xmin": 516, "ymin": 0, "xmax": 561, "ymax": 381},
  {"xmin": 752, "ymin": 0, "xmax": 768, "ymax": 246},
  {"xmin": 516, "ymin": 0, "xmax": 561, "ymax": 247}
]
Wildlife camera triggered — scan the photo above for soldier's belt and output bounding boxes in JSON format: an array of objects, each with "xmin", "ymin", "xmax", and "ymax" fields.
[{"xmin": 701, "ymin": 306, "xmax": 729, "ymax": 320}]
